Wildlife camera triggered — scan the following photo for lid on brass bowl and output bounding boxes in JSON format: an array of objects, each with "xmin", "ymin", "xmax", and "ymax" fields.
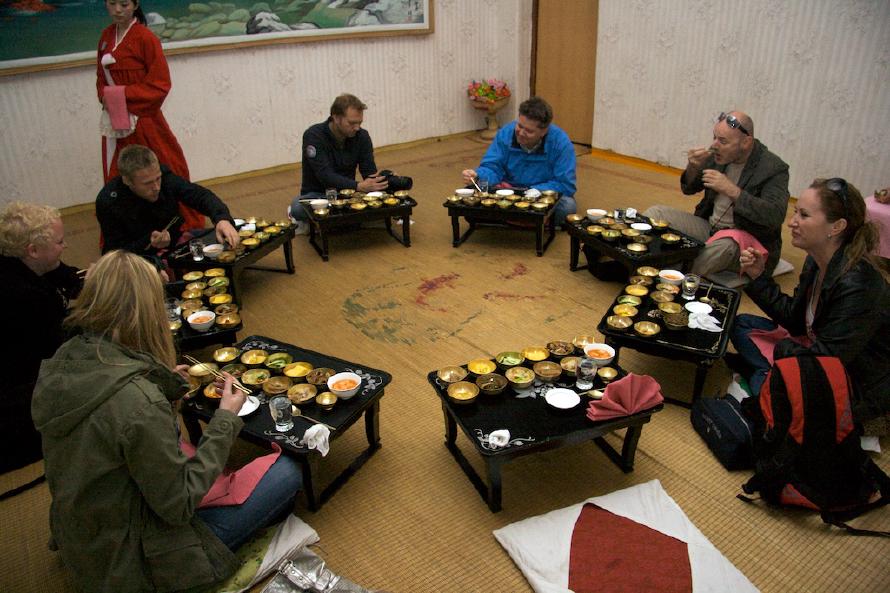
[
  {"xmin": 521, "ymin": 346, "xmax": 549, "ymax": 362},
  {"xmin": 437, "ymin": 365, "xmax": 468, "ymax": 383},
  {"xmin": 606, "ymin": 315, "xmax": 634, "ymax": 331},
  {"xmin": 446, "ymin": 381, "xmax": 479, "ymax": 404},
  {"xmin": 287, "ymin": 382, "xmax": 317, "ymax": 404},
  {"xmin": 262, "ymin": 375, "xmax": 292, "ymax": 395},
  {"xmin": 634, "ymin": 321, "xmax": 661, "ymax": 338},
  {"xmin": 533, "ymin": 361, "xmax": 562, "ymax": 383}
]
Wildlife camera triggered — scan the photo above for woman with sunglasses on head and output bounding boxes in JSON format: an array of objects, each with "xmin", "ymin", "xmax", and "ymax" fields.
[{"xmin": 730, "ymin": 178, "xmax": 890, "ymax": 432}]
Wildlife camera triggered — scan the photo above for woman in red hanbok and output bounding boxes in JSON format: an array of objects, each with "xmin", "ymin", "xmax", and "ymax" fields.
[{"xmin": 97, "ymin": 0, "xmax": 203, "ymax": 230}]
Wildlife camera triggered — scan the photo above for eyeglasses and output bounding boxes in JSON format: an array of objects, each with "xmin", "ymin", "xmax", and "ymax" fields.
[
  {"xmin": 717, "ymin": 112, "xmax": 751, "ymax": 136},
  {"xmin": 826, "ymin": 177, "xmax": 849, "ymax": 213}
]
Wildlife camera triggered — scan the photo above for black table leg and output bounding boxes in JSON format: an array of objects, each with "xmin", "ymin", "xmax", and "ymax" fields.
[
  {"xmin": 570, "ymin": 235, "xmax": 581, "ymax": 271},
  {"xmin": 592, "ymin": 423, "xmax": 644, "ymax": 473},
  {"xmin": 535, "ymin": 220, "xmax": 544, "ymax": 256},
  {"xmin": 692, "ymin": 360, "xmax": 710, "ymax": 403},
  {"xmin": 402, "ymin": 214, "xmax": 411, "ymax": 246},
  {"xmin": 298, "ymin": 457, "xmax": 319, "ymax": 512},
  {"xmin": 365, "ymin": 399, "xmax": 381, "ymax": 448},
  {"xmin": 484, "ymin": 457, "xmax": 505, "ymax": 512},
  {"xmin": 282, "ymin": 238, "xmax": 295, "ymax": 274},
  {"xmin": 451, "ymin": 215, "xmax": 461, "ymax": 247},
  {"xmin": 443, "ymin": 402, "xmax": 457, "ymax": 445}
]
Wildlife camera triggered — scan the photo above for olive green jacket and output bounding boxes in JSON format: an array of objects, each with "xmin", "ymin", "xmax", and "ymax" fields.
[{"xmin": 32, "ymin": 335, "xmax": 243, "ymax": 593}]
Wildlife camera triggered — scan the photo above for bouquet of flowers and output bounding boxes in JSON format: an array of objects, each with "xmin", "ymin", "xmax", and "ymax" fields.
[{"xmin": 467, "ymin": 79, "xmax": 511, "ymax": 105}]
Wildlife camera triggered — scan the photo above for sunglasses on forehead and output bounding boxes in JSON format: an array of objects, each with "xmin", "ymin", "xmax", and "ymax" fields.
[
  {"xmin": 826, "ymin": 177, "xmax": 849, "ymax": 213},
  {"xmin": 717, "ymin": 112, "xmax": 751, "ymax": 136}
]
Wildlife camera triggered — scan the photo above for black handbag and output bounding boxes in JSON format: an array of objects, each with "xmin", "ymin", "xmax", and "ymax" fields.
[{"xmin": 691, "ymin": 394, "xmax": 754, "ymax": 470}]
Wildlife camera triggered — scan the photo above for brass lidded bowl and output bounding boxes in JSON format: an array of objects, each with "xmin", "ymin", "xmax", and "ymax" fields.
[
  {"xmin": 339, "ymin": 188, "xmax": 355, "ymax": 197},
  {"xmin": 437, "ymin": 365, "xmax": 468, "ymax": 383},
  {"xmin": 627, "ymin": 242, "xmax": 648, "ymax": 253},
  {"xmin": 521, "ymin": 346, "xmax": 549, "ymax": 363},
  {"xmin": 541, "ymin": 189, "xmax": 558, "ymax": 198},
  {"xmin": 262, "ymin": 375, "xmax": 292, "ymax": 395},
  {"xmin": 283, "ymin": 361, "xmax": 314, "ymax": 380},
  {"xmin": 188, "ymin": 362, "xmax": 218, "ymax": 384},
  {"xmin": 316, "ymin": 391, "xmax": 338, "ymax": 411},
  {"xmin": 330, "ymin": 199, "xmax": 349, "ymax": 209},
  {"xmin": 242, "ymin": 368, "xmax": 271, "ymax": 386},
  {"xmin": 637, "ymin": 266, "xmax": 659, "ymax": 277},
  {"xmin": 265, "ymin": 352, "xmax": 294, "ymax": 371},
  {"xmin": 650, "ymin": 290, "xmax": 675, "ymax": 304},
  {"xmin": 606, "ymin": 315, "xmax": 634, "ymax": 331},
  {"xmin": 546, "ymin": 340, "xmax": 574, "ymax": 358},
  {"xmin": 306, "ymin": 367, "xmax": 336, "ymax": 386},
  {"xmin": 628, "ymin": 275, "xmax": 653, "ymax": 286},
  {"xmin": 612, "ymin": 304, "xmax": 639, "ymax": 317},
  {"xmin": 215, "ymin": 303, "xmax": 239, "ymax": 315},
  {"xmin": 220, "ymin": 363, "xmax": 247, "ymax": 378},
  {"xmin": 446, "ymin": 195, "xmax": 462, "ymax": 204},
  {"xmin": 634, "ymin": 321, "xmax": 661, "ymax": 338},
  {"xmin": 624, "ymin": 284, "xmax": 649, "ymax": 297},
  {"xmin": 616, "ymin": 295, "xmax": 642, "ymax": 306},
  {"xmin": 597, "ymin": 366, "xmax": 619, "ymax": 383},
  {"xmin": 216, "ymin": 312, "xmax": 241, "ymax": 329},
  {"xmin": 560, "ymin": 356, "xmax": 580, "ymax": 376},
  {"xmin": 467, "ymin": 358, "xmax": 497, "ymax": 375},
  {"xmin": 533, "ymin": 361, "xmax": 562, "ymax": 383},
  {"xmin": 599, "ymin": 216, "xmax": 616, "ymax": 226},
  {"xmin": 539, "ymin": 196, "xmax": 556, "ymax": 206},
  {"xmin": 213, "ymin": 347, "xmax": 239, "ymax": 363},
  {"xmin": 476, "ymin": 373, "xmax": 508, "ymax": 396},
  {"xmin": 241, "ymin": 349, "xmax": 268, "ymax": 366},
  {"xmin": 572, "ymin": 335, "xmax": 596, "ymax": 350},
  {"xmin": 314, "ymin": 208, "xmax": 330, "ymax": 217},
  {"xmin": 447, "ymin": 381, "xmax": 479, "ymax": 404},
  {"xmin": 182, "ymin": 271, "xmax": 204, "ymax": 282},
  {"xmin": 264, "ymin": 225, "xmax": 282, "ymax": 235},
  {"xmin": 287, "ymin": 382, "xmax": 317, "ymax": 405},
  {"xmin": 505, "ymin": 366, "xmax": 535, "ymax": 390},
  {"xmin": 495, "ymin": 351, "xmax": 524, "ymax": 369},
  {"xmin": 658, "ymin": 301, "xmax": 683, "ymax": 315},
  {"xmin": 366, "ymin": 201, "xmax": 382, "ymax": 209}
]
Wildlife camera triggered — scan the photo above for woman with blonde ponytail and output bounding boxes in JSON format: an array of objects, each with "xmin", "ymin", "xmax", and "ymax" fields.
[{"xmin": 730, "ymin": 178, "xmax": 890, "ymax": 431}]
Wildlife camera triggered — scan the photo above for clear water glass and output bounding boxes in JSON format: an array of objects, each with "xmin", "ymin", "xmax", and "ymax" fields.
[
  {"xmin": 269, "ymin": 396, "xmax": 294, "ymax": 432},
  {"xmin": 189, "ymin": 239, "xmax": 205, "ymax": 261},
  {"xmin": 576, "ymin": 355, "xmax": 596, "ymax": 391},
  {"xmin": 165, "ymin": 298, "xmax": 180, "ymax": 321},
  {"xmin": 325, "ymin": 188, "xmax": 337, "ymax": 201},
  {"xmin": 681, "ymin": 273, "xmax": 701, "ymax": 300},
  {"xmin": 477, "ymin": 179, "xmax": 490, "ymax": 194}
]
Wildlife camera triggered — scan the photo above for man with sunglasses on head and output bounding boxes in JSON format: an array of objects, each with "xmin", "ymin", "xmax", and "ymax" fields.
[{"xmin": 645, "ymin": 111, "xmax": 790, "ymax": 279}]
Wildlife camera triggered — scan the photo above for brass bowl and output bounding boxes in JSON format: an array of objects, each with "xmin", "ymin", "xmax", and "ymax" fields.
[
  {"xmin": 634, "ymin": 234, "xmax": 654, "ymax": 245},
  {"xmin": 188, "ymin": 362, "xmax": 218, "ymax": 384},
  {"xmin": 262, "ymin": 375, "xmax": 292, "ymax": 395},
  {"xmin": 447, "ymin": 381, "xmax": 479, "ymax": 404},
  {"xmin": 255, "ymin": 219, "xmax": 270, "ymax": 228},
  {"xmin": 350, "ymin": 202, "xmax": 368, "ymax": 211},
  {"xmin": 476, "ymin": 373, "xmax": 508, "ymax": 396},
  {"xmin": 316, "ymin": 391, "xmax": 338, "ymax": 411},
  {"xmin": 532, "ymin": 202, "xmax": 549, "ymax": 211},
  {"xmin": 203, "ymin": 285, "xmax": 226, "ymax": 298},
  {"xmin": 658, "ymin": 302, "xmax": 683, "ymax": 315},
  {"xmin": 496, "ymin": 199, "xmax": 512, "ymax": 209},
  {"xmin": 636, "ymin": 266, "xmax": 659, "ymax": 277},
  {"xmin": 621, "ymin": 228, "xmax": 641, "ymax": 239},
  {"xmin": 628, "ymin": 275, "xmax": 653, "ymax": 286},
  {"xmin": 656, "ymin": 282, "xmax": 681, "ymax": 295},
  {"xmin": 216, "ymin": 312, "xmax": 241, "ymax": 329},
  {"xmin": 664, "ymin": 311, "xmax": 690, "ymax": 331},
  {"xmin": 634, "ymin": 321, "xmax": 661, "ymax": 338},
  {"xmin": 180, "ymin": 298, "xmax": 203, "ymax": 311},
  {"xmin": 283, "ymin": 361, "xmax": 314, "ymax": 379},
  {"xmin": 240, "ymin": 349, "xmax": 268, "ymax": 366},
  {"xmin": 182, "ymin": 271, "xmax": 204, "ymax": 282},
  {"xmin": 627, "ymin": 242, "xmax": 648, "ymax": 253},
  {"xmin": 181, "ymin": 288, "xmax": 203, "ymax": 300},
  {"xmin": 184, "ymin": 375, "xmax": 201, "ymax": 399},
  {"xmin": 462, "ymin": 196, "xmax": 481, "ymax": 207},
  {"xmin": 362, "ymin": 194, "xmax": 379, "ymax": 203},
  {"xmin": 168, "ymin": 319, "xmax": 182, "ymax": 332},
  {"xmin": 274, "ymin": 219, "xmax": 291, "ymax": 227},
  {"xmin": 242, "ymin": 237, "xmax": 260, "ymax": 249},
  {"xmin": 366, "ymin": 201, "xmax": 382, "ymax": 209},
  {"xmin": 505, "ymin": 193, "xmax": 521, "ymax": 202},
  {"xmin": 383, "ymin": 197, "xmax": 399, "ymax": 206},
  {"xmin": 213, "ymin": 347, "xmax": 239, "ymax": 363},
  {"xmin": 661, "ymin": 232, "xmax": 681, "ymax": 245},
  {"xmin": 214, "ymin": 303, "xmax": 239, "ymax": 315},
  {"xmin": 217, "ymin": 251, "xmax": 237, "ymax": 263},
  {"xmin": 253, "ymin": 231, "xmax": 269, "ymax": 242},
  {"xmin": 586, "ymin": 225, "xmax": 605, "ymax": 235},
  {"xmin": 650, "ymin": 290, "xmax": 675, "ymax": 304},
  {"xmin": 597, "ymin": 366, "xmax": 619, "ymax": 383},
  {"xmin": 244, "ymin": 217, "xmax": 258, "ymax": 224},
  {"xmin": 185, "ymin": 281, "xmax": 207, "ymax": 291},
  {"xmin": 600, "ymin": 229, "xmax": 621, "ymax": 242},
  {"xmin": 624, "ymin": 284, "xmax": 649, "ymax": 297},
  {"xmin": 521, "ymin": 346, "xmax": 549, "ymax": 362},
  {"xmin": 481, "ymin": 198, "xmax": 497, "ymax": 208},
  {"xmin": 265, "ymin": 352, "xmax": 293, "ymax": 371},
  {"xmin": 394, "ymin": 190, "xmax": 411, "ymax": 198},
  {"xmin": 616, "ymin": 295, "xmax": 642, "ymax": 306},
  {"xmin": 287, "ymin": 383, "xmax": 317, "ymax": 405},
  {"xmin": 495, "ymin": 351, "xmax": 524, "ymax": 368},
  {"xmin": 467, "ymin": 358, "xmax": 497, "ymax": 375},
  {"xmin": 560, "ymin": 356, "xmax": 580, "ymax": 376},
  {"xmin": 204, "ymin": 268, "xmax": 225, "ymax": 278},
  {"xmin": 546, "ymin": 340, "xmax": 574, "ymax": 357},
  {"xmin": 650, "ymin": 219, "xmax": 670, "ymax": 231},
  {"xmin": 599, "ymin": 216, "xmax": 616, "ymax": 226},
  {"xmin": 203, "ymin": 383, "xmax": 222, "ymax": 399},
  {"xmin": 446, "ymin": 195, "xmax": 462, "ymax": 204},
  {"xmin": 330, "ymin": 199, "xmax": 349, "ymax": 209},
  {"xmin": 306, "ymin": 367, "xmax": 335, "ymax": 386},
  {"xmin": 610, "ymin": 222, "xmax": 629, "ymax": 231},
  {"xmin": 539, "ymin": 196, "xmax": 556, "ymax": 206},
  {"xmin": 612, "ymin": 304, "xmax": 639, "ymax": 317},
  {"xmin": 220, "ymin": 363, "xmax": 247, "ymax": 378},
  {"xmin": 541, "ymin": 190, "xmax": 558, "ymax": 198},
  {"xmin": 339, "ymin": 188, "xmax": 355, "ymax": 197},
  {"xmin": 515, "ymin": 201, "xmax": 531, "ymax": 210},
  {"xmin": 606, "ymin": 315, "xmax": 634, "ymax": 331},
  {"xmin": 505, "ymin": 366, "xmax": 535, "ymax": 390},
  {"xmin": 533, "ymin": 361, "xmax": 562, "ymax": 383},
  {"xmin": 572, "ymin": 335, "xmax": 597, "ymax": 350},
  {"xmin": 242, "ymin": 368, "xmax": 271, "ymax": 385},
  {"xmin": 437, "ymin": 365, "xmax": 468, "ymax": 383},
  {"xmin": 264, "ymin": 225, "xmax": 282, "ymax": 235},
  {"xmin": 314, "ymin": 208, "xmax": 330, "ymax": 217},
  {"xmin": 209, "ymin": 293, "xmax": 232, "ymax": 305}
]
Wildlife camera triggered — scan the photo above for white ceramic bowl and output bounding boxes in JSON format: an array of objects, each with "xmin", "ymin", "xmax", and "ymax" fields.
[
  {"xmin": 658, "ymin": 269, "xmax": 684, "ymax": 286},
  {"xmin": 495, "ymin": 189, "xmax": 515, "ymax": 197},
  {"xmin": 583, "ymin": 343, "xmax": 615, "ymax": 367},
  {"xmin": 455, "ymin": 188, "xmax": 475, "ymax": 198},
  {"xmin": 587, "ymin": 208, "xmax": 608, "ymax": 221},
  {"xmin": 366, "ymin": 191, "xmax": 385, "ymax": 198},
  {"xmin": 310, "ymin": 198, "xmax": 330, "ymax": 211},
  {"xmin": 544, "ymin": 388, "xmax": 581, "ymax": 410},
  {"xmin": 202, "ymin": 243, "xmax": 224, "ymax": 259},
  {"xmin": 187, "ymin": 310, "xmax": 216, "ymax": 332},
  {"xmin": 327, "ymin": 371, "xmax": 362, "ymax": 400},
  {"xmin": 630, "ymin": 222, "xmax": 652, "ymax": 233}
]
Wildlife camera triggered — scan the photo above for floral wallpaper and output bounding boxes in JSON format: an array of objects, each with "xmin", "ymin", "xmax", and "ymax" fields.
[
  {"xmin": 0, "ymin": 0, "xmax": 533, "ymax": 209},
  {"xmin": 594, "ymin": 0, "xmax": 890, "ymax": 196}
]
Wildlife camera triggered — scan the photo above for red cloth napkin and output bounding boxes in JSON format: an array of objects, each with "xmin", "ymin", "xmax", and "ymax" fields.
[
  {"xmin": 102, "ymin": 85, "xmax": 130, "ymax": 131},
  {"xmin": 569, "ymin": 503, "xmax": 692, "ymax": 593},
  {"xmin": 748, "ymin": 327, "xmax": 813, "ymax": 365},
  {"xmin": 587, "ymin": 373, "xmax": 663, "ymax": 421},
  {"xmin": 180, "ymin": 441, "xmax": 282, "ymax": 508}
]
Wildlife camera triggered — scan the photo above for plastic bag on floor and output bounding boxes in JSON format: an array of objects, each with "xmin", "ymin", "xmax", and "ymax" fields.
[{"xmin": 262, "ymin": 547, "xmax": 371, "ymax": 593}]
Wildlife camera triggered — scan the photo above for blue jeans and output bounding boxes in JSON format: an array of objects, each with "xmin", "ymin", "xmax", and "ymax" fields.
[
  {"xmin": 730, "ymin": 313, "xmax": 778, "ymax": 397},
  {"xmin": 288, "ymin": 192, "xmax": 325, "ymax": 222},
  {"xmin": 553, "ymin": 195, "xmax": 577, "ymax": 227},
  {"xmin": 196, "ymin": 455, "xmax": 302, "ymax": 551}
]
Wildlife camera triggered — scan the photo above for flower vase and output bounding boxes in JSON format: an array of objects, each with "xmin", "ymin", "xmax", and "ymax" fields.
[{"xmin": 472, "ymin": 97, "xmax": 508, "ymax": 141}]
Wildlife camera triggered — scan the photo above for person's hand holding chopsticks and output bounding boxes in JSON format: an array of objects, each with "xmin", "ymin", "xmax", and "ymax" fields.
[{"xmin": 216, "ymin": 372, "xmax": 247, "ymax": 414}]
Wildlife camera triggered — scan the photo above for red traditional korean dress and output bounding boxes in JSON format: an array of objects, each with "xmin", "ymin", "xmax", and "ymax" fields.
[{"xmin": 97, "ymin": 22, "xmax": 204, "ymax": 231}]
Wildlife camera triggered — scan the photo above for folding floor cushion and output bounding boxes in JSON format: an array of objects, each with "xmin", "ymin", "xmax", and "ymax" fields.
[{"xmin": 493, "ymin": 480, "xmax": 758, "ymax": 593}]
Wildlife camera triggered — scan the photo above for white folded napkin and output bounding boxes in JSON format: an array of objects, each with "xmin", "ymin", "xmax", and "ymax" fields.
[
  {"xmin": 688, "ymin": 312, "xmax": 723, "ymax": 332},
  {"xmin": 524, "ymin": 188, "xmax": 542, "ymax": 199},
  {"xmin": 300, "ymin": 424, "xmax": 331, "ymax": 456},
  {"xmin": 488, "ymin": 430, "xmax": 510, "ymax": 448}
]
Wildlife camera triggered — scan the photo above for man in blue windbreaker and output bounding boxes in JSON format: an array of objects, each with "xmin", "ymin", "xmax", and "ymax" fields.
[{"xmin": 462, "ymin": 96, "xmax": 577, "ymax": 226}]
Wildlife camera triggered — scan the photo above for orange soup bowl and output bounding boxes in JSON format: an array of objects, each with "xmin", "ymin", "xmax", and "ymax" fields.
[{"xmin": 326, "ymin": 371, "xmax": 362, "ymax": 400}]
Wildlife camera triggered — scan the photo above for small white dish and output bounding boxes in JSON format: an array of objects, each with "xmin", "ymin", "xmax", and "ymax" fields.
[
  {"xmin": 454, "ymin": 188, "xmax": 474, "ymax": 198},
  {"xmin": 495, "ymin": 189, "xmax": 515, "ymax": 197},
  {"xmin": 202, "ymin": 243, "xmax": 224, "ymax": 259},
  {"xmin": 630, "ymin": 222, "xmax": 652, "ymax": 233},
  {"xmin": 684, "ymin": 301, "xmax": 713, "ymax": 315},
  {"xmin": 240, "ymin": 223, "xmax": 256, "ymax": 232},
  {"xmin": 366, "ymin": 191, "xmax": 385, "ymax": 198},
  {"xmin": 587, "ymin": 208, "xmax": 608, "ymax": 221},
  {"xmin": 233, "ymin": 218, "xmax": 246, "ymax": 226},
  {"xmin": 545, "ymin": 388, "xmax": 581, "ymax": 410},
  {"xmin": 310, "ymin": 198, "xmax": 330, "ymax": 211},
  {"xmin": 238, "ymin": 395, "xmax": 260, "ymax": 417}
]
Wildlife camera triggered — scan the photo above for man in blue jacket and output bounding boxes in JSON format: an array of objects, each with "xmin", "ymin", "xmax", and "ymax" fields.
[{"xmin": 462, "ymin": 96, "xmax": 577, "ymax": 226}]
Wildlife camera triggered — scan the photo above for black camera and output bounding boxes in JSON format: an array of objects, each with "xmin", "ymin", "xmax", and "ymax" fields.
[{"xmin": 377, "ymin": 169, "xmax": 413, "ymax": 192}]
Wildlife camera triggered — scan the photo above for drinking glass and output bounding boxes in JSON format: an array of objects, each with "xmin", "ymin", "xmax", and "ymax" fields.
[
  {"xmin": 681, "ymin": 273, "xmax": 701, "ymax": 300},
  {"xmin": 164, "ymin": 298, "xmax": 181, "ymax": 321},
  {"xmin": 189, "ymin": 239, "xmax": 205, "ymax": 261},
  {"xmin": 325, "ymin": 188, "xmax": 338, "ymax": 201},
  {"xmin": 575, "ymin": 355, "xmax": 596, "ymax": 391},
  {"xmin": 269, "ymin": 396, "xmax": 294, "ymax": 432},
  {"xmin": 477, "ymin": 179, "xmax": 490, "ymax": 194}
]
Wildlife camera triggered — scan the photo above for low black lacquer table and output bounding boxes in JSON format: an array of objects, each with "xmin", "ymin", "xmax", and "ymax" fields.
[
  {"xmin": 566, "ymin": 215, "xmax": 703, "ymax": 280},
  {"xmin": 182, "ymin": 335, "xmax": 392, "ymax": 511},
  {"xmin": 596, "ymin": 282, "xmax": 741, "ymax": 405},
  {"xmin": 170, "ymin": 224, "xmax": 296, "ymax": 302},
  {"xmin": 301, "ymin": 197, "xmax": 416, "ymax": 261},
  {"xmin": 444, "ymin": 199, "xmax": 557, "ymax": 257},
  {"xmin": 166, "ymin": 280, "xmax": 240, "ymax": 352},
  {"xmin": 427, "ymin": 365, "xmax": 662, "ymax": 512}
]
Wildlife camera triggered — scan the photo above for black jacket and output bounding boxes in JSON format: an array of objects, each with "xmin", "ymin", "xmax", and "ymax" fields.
[
  {"xmin": 682, "ymin": 139, "xmax": 790, "ymax": 274},
  {"xmin": 300, "ymin": 119, "xmax": 377, "ymax": 194},
  {"xmin": 0, "ymin": 255, "xmax": 81, "ymax": 472},
  {"xmin": 96, "ymin": 165, "xmax": 234, "ymax": 257},
  {"xmin": 745, "ymin": 249, "xmax": 890, "ymax": 422}
]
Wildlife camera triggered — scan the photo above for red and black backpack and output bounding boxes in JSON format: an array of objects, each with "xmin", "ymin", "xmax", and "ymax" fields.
[{"xmin": 740, "ymin": 355, "xmax": 890, "ymax": 536}]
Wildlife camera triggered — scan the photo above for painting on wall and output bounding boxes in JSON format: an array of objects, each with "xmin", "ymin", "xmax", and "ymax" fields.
[{"xmin": 0, "ymin": 0, "xmax": 433, "ymax": 74}]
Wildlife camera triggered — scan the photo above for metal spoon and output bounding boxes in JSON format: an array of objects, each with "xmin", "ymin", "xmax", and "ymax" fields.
[
  {"xmin": 291, "ymin": 405, "xmax": 336, "ymax": 431},
  {"xmin": 699, "ymin": 282, "xmax": 714, "ymax": 304}
]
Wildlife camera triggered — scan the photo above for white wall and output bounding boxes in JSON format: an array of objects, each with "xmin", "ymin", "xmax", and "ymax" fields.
[
  {"xmin": 594, "ymin": 0, "xmax": 890, "ymax": 195},
  {"xmin": 0, "ymin": 0, "xmax": 533, "ymax": 209}
]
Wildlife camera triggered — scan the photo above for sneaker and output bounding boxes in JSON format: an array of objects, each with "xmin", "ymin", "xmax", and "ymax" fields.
[
  {"xmin": 394, "ymin": 218, "xmax": 415, "ymax": 226},
  {"xmin": 293, "ymin": 221, "xmax": 309, "ymax": 236},
  {"xmin": 286, "ymin": 205, "xmax": 297, "ymax": 224}
]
